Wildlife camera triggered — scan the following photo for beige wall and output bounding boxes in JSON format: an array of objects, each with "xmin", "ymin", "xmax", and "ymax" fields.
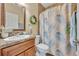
[
  {"xmin": 25, "ymin": 3, "xmax": 38, "ymax": 34},
  {"xmin": 38, "ymin": 3, "xmax": 45, "ymax": 16},
  {"xmin": 25, "ymin": 3, "xmax": 45, "ymax": 34},
  {"xmin": 38, "ymin": 3, "xmax": 45, "ymax": 34},
  {"xmin": 3, "ymin": 3, "xmax": 45, "ymax": 35}
]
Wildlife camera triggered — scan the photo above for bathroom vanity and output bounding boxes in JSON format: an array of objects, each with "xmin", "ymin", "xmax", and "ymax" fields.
[
  {"xmin": 0, "ymin": 3, "xmax": 36, "ymax": 56},
  {"xmin": 0, "ymin": 36, "xmax": 36, "ymax": 56}
]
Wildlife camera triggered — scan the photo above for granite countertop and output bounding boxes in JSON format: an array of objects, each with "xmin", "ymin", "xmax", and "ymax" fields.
[{"xmin": 0, "ymin": 35, "xmax": 35, "ymax": 49}]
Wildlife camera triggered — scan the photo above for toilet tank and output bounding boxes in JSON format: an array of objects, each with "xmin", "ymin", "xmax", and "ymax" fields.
[{"xmin": 35, "ymin": 35, "xmax": 40, "ymax": 45}]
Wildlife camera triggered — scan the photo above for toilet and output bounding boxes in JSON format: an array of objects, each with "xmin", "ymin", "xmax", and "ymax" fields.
[{"xmin": 35, "ymin": 35, "xmax": 49, "ymax": 56}]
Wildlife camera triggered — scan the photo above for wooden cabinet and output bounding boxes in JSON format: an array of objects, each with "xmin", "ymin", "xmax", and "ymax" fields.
[
  {"xmin": 0, "ymin": 4, "xmax": 1, "ymax": 26},
  {"xmin": 0, "ymin": 49, "xmax": 1, "ymax": 56},
  {"xmin": 1, "ymin": 39, "xmax": 36, "ymax": 56},
  {"xmin": 25, "ymin": 46, "xmax": 36, "ymax": 56},
  {"xmin": 17, "ymin": 52, "xmax": 25, "ymax": 56}
]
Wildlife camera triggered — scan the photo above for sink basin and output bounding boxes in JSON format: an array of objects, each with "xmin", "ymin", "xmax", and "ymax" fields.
[{"xmin": 3, "ymin": 35, "xmax": 30, "ymax": 42}]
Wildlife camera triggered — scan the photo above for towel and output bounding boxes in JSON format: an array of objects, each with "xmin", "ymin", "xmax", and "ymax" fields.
[
  {"xmin": 70, "ymin": 12, "xmax": 76, "ymax": 48},
  {"xmin": 77, "ymin": 12, "xmax": 79, "ymax": 41}
]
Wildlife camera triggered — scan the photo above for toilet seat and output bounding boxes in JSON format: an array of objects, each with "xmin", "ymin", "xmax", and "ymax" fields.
[{"xmin": 36, "ymin": 43, "xmax": 49, "ymax": 50}]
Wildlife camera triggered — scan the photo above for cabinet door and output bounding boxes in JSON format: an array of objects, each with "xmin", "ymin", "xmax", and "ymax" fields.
[
  {"xmin": 2, "ymin": 39, "xmax": 35, "ymax": 56},
  {"xmin": 0, "ymin": 4, "xmax": 1, "ymax": 26},
  {"xmin": 0, "ymin": 49, "xmax": 1, "ymax": 56},
  {"xmin": 24, "ymin": 51, "xmax": 28, "ymax": 56},
  {"xmin": 17, "ymin": 52, "xmax": 25, "ymax": 56},
  {"xmin": 25, "ymin": 46, "xmax": 36, "ymax": 56}
]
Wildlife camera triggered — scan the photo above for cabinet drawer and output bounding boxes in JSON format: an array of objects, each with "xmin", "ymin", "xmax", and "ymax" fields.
[{"xmin": 2, "ymin": 39, "xmax": 35, "ymax": 56}]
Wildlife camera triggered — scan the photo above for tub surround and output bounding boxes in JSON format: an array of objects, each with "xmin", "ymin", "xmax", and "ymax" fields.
[{"xmin": 0, "ymin": 35, "xmax": 36, "ymax": 56}]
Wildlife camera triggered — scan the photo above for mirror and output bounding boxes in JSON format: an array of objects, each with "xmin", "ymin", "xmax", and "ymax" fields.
[{"xmin": 3, "ymin": 3, "xmax": 26, "ymax": 31}]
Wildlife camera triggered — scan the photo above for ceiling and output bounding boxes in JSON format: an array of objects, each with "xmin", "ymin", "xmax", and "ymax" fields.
[
  {"xmin": 18, "ymin": 3, "xmax": 54, "ymax": 8},
  {"xmin": 41, "ymin": 3, "xmax": 54, "ymax": 8}
]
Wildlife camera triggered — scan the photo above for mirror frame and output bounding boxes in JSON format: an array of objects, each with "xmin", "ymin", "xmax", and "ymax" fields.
[{"xmin": 1, "ymin": 3, "xmax": 26, "ymax": 31}]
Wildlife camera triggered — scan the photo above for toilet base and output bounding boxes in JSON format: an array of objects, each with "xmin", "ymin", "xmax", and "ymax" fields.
[
  {"xmin": 36, "ymin": 52, "xmax": 39, "ymax": 56},
  {"xmin": 46, "ymin": 53, "xmax": 54, "ymax": 56},
  {"xmin": 36, "ymin": 51, "xmax": 46, "ymax": 56},
  {"xmin": 36, "ymin": 43, "xmax": 49, "ymax": 56}
]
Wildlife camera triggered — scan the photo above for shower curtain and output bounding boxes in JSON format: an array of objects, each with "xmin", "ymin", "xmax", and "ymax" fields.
[
  {"xmin": 76, "ymin": 3, "xmax": 79, "ymax": 55},
  {"xmin": 40, "ymin": 4, "xmax": 67, "ymax": 56}
]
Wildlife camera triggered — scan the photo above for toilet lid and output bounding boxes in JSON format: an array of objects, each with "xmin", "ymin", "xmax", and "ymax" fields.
[{"xmin": 36, "ymin": 44, "xmax": 49, "ymax": 50}]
